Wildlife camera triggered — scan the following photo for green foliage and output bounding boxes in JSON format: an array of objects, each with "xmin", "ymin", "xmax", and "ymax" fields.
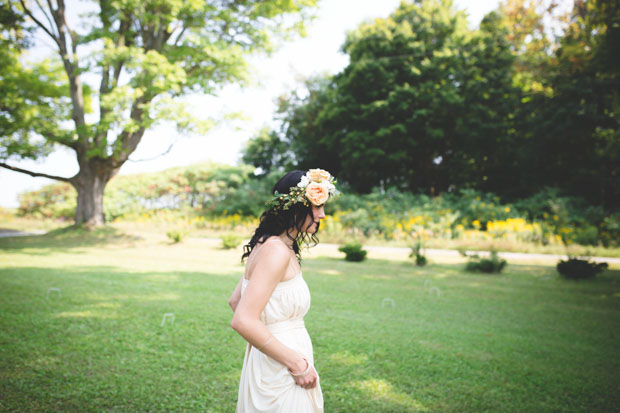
[
  {"xmin": 512, "ymin": 0, "xmax": 620, "ymax": 209},
  {"xmin": 338, "ymin": 242, "xmax": 367, "ymax": 262},
  {"xmin": 220, "ymin": 234, "xmax": 243, "ymax": 249},
  {"xmin": 242, "ymin": 128, "xmax": 294, "ymax": 176},
  {"xmin": 166, "ymin": 228, "xmax": 187, "ymax": 243},
  {"xmin": 464, "ymin": 250, "xmax": 507, "ymax": 273},
  {"xmin": 556, "ymin": 258, "xmax": 608, "ymax": 280},
  {"xmin": 600, "ymin": 213, "xmax": 620, "ymax": 248},
  {"xmin": 444, "ymin": 189, "xmax": 514, "ymax": 229},
  {"xmin": 17, "ymin": 183, "xmax": 75, "ymax": 220},
  {"xmin": 409, "ymin": 240, "xmax": 427, "ymax": 266},
  {"xmin": 250, "ymin": 0, "xmax": 619, "ymax": 211},
  {"xmin": 17, "ymin": 168, "xmax": 619, "ymax": 248},
  {"xmin": 260, "ymin": 0, "xmax": 520, "ymax": 195},
  {"xmin": 1, "ymin": 0, "xmax": 319, "ymax": 225}
]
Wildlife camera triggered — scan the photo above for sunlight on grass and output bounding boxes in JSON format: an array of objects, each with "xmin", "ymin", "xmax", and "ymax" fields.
[
  {"xmin": 351, "ymin": 378, "xmax": 428, "ymax": 411},
  {"xmin": 90, "ymin": 302, "xmax": 121, "ymax": 308},
  {"xmin": 55, "ymin": 310, "xmax": 120, "ymax": 319},
  {"xmin": 319, "ymin": 269, "xmax": 342, "ymax": 276},
  {"xmin": 328, "ymin": 351, "xmax": 368, "ymax": 366},
  {"xmin": 85, "ymin": 292, "xmax": 181, "ymax": 301},
  {"xmin": 142, "ymin": 274, "xmax": 180, "ymax": 282}
]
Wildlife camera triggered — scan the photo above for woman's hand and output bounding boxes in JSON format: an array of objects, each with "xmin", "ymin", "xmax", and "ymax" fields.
[{"xmin": 289, "ymin": 357, "xmax": 318, "ymax": 390}]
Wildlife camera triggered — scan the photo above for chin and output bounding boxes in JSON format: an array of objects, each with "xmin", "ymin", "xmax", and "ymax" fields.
[{"xmin": 305, "ymin": 222, "xmax": 320, "ymax": 234}]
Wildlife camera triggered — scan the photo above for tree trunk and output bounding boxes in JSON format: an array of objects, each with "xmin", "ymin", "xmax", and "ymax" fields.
[{"xmin": 72, "ymin": 165, "xmax": 118, "ymax": 227}]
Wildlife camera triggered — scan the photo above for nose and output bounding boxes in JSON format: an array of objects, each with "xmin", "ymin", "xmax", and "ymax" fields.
[{"xmin": 317, "ymin": 206, "xmax": 326, "ymax": 220}]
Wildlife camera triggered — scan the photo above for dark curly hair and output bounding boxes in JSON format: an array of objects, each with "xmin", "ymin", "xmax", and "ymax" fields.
[{"xmin": 241, "ymin": 170, "xmax": 319, "ymax": 263}]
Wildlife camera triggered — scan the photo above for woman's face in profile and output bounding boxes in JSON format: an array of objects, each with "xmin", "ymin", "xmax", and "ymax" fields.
[{"xmin": 303, "ymin": 205, "xmax": 326, "ymax": 234}]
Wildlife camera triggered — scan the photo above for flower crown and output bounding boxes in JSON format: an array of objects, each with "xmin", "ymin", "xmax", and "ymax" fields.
[{"xmin": 266, "ymin": 169, "xmax": 339, "ymax": 210}]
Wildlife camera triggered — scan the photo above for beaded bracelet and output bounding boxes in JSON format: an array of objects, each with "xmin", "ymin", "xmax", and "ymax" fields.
[{"xmin": 289, "ymin": 357, "xmax": 312, "ymax": 377}]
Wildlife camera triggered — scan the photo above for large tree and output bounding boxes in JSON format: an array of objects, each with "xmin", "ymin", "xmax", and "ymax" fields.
[
  {"xmin": 520, "ymin": 0, "xmax": 620, "ymax": 209},
  {"xmin": 0, "ymin": 0, "xmax": 318, "ymax": 226},
  {"xmin": 247, "ymin": 0, "xmax": 519, "ymax": 194}
]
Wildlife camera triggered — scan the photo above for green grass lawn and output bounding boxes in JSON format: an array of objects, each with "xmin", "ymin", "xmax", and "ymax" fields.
[{"xmin": 1, "ymin": 228, "xmax": 619, "ymax": 412}]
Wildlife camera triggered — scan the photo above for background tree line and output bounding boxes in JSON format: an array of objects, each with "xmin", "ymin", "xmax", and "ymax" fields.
[
  {"xmin": 16, "ymin": 162, "xmax": 619, "ymax": 247},
  {"xmin": 243, "ymin": 0, "xmax": 620, "ymax": 211}
]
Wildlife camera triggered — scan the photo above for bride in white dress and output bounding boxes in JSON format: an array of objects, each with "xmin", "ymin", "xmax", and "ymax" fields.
[{"xmin": 229, "ymin": 169, "xmax": 338, "ymax": 413}]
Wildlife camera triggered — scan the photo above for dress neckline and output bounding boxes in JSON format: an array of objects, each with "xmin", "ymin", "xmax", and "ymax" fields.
[{"xmin": 243, "ymin": 272, "xmax": 302, "ymax": 284}]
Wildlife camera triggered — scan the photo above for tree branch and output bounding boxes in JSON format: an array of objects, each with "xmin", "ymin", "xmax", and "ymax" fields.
[
  {"xmin": 45, "ymin": 0, "xmax": 87, "ymax": 137},
  {"xmin": 0, "ymin": 162, "xmax": 73, "ymax": 183},
  {"xmin": 128, "ymin": 144, "xmax": 173, "ymax": 162},
  {"xmin": 18, "ymin": 0, "xmax": 62, "ymax": 50},
  {"xmin": 33, "ymin": 0, "xmax": 58, "ymax": 39},
  {"xmin": 110, "ymin": 16, "xmax": 132, "ymax": 89},
  {"xmin": 109, "ymin": 94, "xmax": 149, "ymax": 167}
]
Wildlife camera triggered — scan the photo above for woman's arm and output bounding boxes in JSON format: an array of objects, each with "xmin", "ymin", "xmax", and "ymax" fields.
[
  {"xmin": 228, "ymin": 276, "xmax": 243, "ymax": 312},
  {"xmin": 230, "ymin": 241, "xmax": 318, "ymax": 389}
]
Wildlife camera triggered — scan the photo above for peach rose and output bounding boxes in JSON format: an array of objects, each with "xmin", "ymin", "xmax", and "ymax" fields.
[
  {"xmin": 305, "ymin": 182, "xmax": 330, "ymax": 206},
  {"xmin": 307, "ymin": 169, "xmax": 331, "ymax": 182}
]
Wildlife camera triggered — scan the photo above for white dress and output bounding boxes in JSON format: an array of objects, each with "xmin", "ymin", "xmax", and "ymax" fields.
[{"xmin": 236, "ymin": 273, "xmax": 324, "ymax": 412}]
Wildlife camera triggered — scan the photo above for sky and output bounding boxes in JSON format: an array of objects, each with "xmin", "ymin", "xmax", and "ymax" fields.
[{"xmin": 0, "ymin": 0, "xmax": 502, "ymax": 208}]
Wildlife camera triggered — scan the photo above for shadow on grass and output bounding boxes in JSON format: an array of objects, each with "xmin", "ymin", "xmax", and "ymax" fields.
[{"xmin": 0, "ymin": 224, "xmax": 140, "ymax": 253}]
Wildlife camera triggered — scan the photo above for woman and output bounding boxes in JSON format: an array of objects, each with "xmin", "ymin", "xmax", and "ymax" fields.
[{"xmin": 229, "ymin": 169, "xmax": 338, "ymax": 413}]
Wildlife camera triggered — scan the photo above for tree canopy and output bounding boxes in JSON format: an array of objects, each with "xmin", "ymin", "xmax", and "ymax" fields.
[
  {"xmin": 243, "ymin": 0, "xmax": 620, "ymax": 210},
  {"xmin": 0, "ymin": 0, "xmax": 318, "ymax": 225}
]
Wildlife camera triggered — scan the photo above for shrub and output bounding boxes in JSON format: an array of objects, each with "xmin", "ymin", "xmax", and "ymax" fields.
[
  {"xmin": 464, "ymin": 251, "xmax": 507, "ymax": 273},
  {"xmin": 573, "ymin": 225, "xmax": 599, "ymax": 246},
  {"xmin": 166, "ymin": 228, "xmax": 187, "ymax": 243},
  {"xmin": 221, "ymin": 234, "xmax": 243, "ymax": 249},
  {"xmin": 556, "ymin": 258, "xmax": 608, "ymax": 280},
  {"xmin": 338, "ymin": 242, "xmax": 367, "ymax": 262},
  {"xmin": 409, "ymin": 240, "xmax": 427, "ymax": 266},
  {"xmin": 17, "ymin": 183, "xmax": 76, "ymax": 220}
]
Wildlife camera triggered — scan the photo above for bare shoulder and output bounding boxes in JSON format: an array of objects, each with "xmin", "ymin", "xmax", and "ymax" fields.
[
  {"xmin": 258, "ymin": 237, "xmax": 292, "ymax": 262},
  {"xmin": 248, "ymin": 237, "xmax": 290, "ymax": 277}
]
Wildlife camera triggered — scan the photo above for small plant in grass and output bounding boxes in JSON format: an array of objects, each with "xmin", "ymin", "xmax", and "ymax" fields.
[
  {"xmin": 464, "ymin": 250, "xmax": 507, "ymax": 273},
  {"xmin": 338, "ymin": 242, "xmax": 367, "ymax": 262},
  {"xmin": 409, "ymin": 239, "xmax": 427, "ymax": 266},
  {"xmin": 556, "ymin": 232, "xmax": 608, "ymax": 279},
  {"xmin": 166, "ymin": 228, "xmax": 187, "ymax": 243},
  {"xmin": 221, "ymin": 234, "xmax": 243, "ymax": 249},
  {"xmin": 556, "ymin": 256, "xmax": 608, "ymax": 280}
]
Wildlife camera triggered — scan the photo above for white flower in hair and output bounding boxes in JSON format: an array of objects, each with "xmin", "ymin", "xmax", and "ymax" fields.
[{"xmin": 298, "ymin": 175, "xmax": 310, "ymax": 188}]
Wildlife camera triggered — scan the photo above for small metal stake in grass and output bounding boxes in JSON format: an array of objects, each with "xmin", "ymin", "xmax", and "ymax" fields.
[
  {"xmin": 429, "ymin": 286, "xmax": 441, "ymax": 297},
  {"xmin": 161, "ymin": 313, "xmax": 175, "ymax": 327},
  {"xmin": 46, "ymin": 287, "xmax": 61, "ymax": 300},
  {"xmin": 381, "ymin": 298, "xmax": 395, "ymax": 308}
]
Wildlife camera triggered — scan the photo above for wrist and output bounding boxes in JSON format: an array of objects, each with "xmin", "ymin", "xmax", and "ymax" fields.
[
  {"xmin": 288, "ymin": 356, "xmax": 308, "ymax": 374},
  {"xmin": 288, "ymin": 357, "xmax": 312, "ymax": 377}
]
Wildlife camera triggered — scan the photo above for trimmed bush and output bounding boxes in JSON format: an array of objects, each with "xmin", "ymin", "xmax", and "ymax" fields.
[
  {"xmin": 556, "ymin": 258, "xmax": 608, "ymax": 280},
  {"xmin": 166, "ymin": 229, "xmax": 187, "ymax": 243},
  {"xmin": 338, "ymin": 242, "xmax": 367, "ymax": 262},
  {"xmin": 409, "ymin": 240, "xmax": 427, "ymax": 266},
  {"xmin": 221, "ymin": 234, "xmax": 243, "ymax": 249},
  {"xmin": 464, "ymin": 251, "xmax": 507, "ymax": 273}
]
